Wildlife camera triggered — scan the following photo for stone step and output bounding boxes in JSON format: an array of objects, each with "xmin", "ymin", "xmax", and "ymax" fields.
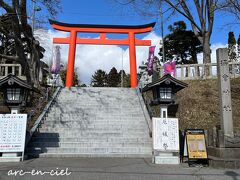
[
  {"xmin": 209, "ymin": 155, "xmax": 240, "ymax": 169},
  {"xmin": 28, "ymin": 141, "xmax": 152, "ymax": 148},
  {"xmin": 48, "ymin": 110, "xmax": 143, "ymax": 116},
  {"xmin": 49, "ymin": 106, "xmax": 143, "ymax": 111},
  {"xmin": 42, "ymin": 122, "xmax": 147, "ymax": 127},
  {"xmin": 37, "ymin": 131, "xmax": 150, "ymax": 137},
  {"xmin": 41, "ymin": 127, "xmax": 148, "ymax": 131},
  {"xmin": 31, "ymin": 136, "xmax": 151, "ymax": 143},
  {"xmin": 56, "ymin": 100, "xmax": 139, "ymax": 104},
  {"xmin": 44, "ymin": 116, "xmax": 146, "ymax": 120},
  {"xmin": 42, "ymin": 123, "xmax": 148, "ymax": 129},
  {"xmin": 41, "ymin": 125, "xmax": 147, "ymax": 133},
  {"xmin": 33, "ymin": 132, "xmax": 150, "ymax": 138},
  {"xmin": 47, "ymin": 111, "xmax": 144, "ymax": 116},
  {"xmin": 57, "ymin": 95, "xmax": 139, "ymax": 99},
  {"xmin": 207, "ymin": 146, "xmax": 240, "ymax": 159},
  {"xmin": 26, "ymin": 147, "xmax": 152, "ymax": 154},
  {"xmin": 27, "ymin": 87, "xmax": 152, "ymax": 158},
  {"xmin": 26, "ymin": 153, "xmax": 152, "ymax": 158},
  {"xmin": 0, "ymin": 157, "xmax": 22, "ymax": 162}
]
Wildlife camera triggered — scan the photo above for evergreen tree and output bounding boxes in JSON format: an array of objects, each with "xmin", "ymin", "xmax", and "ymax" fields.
[
  {"xmin": 118, "ymin": 70, "xmax": 130, "ymax": 87},
  {"xmin": 107, "ymin": 67, "xmax": 120, "ymax": 87},
  {"xmin": 160, "ymin": 21, "xmax": 202, "ymax": 64},
  {"xmin": 228, "ymin": 32, "xmax": 236, "ymax": 45},
  {"xmin": 228, "ymin": 32, "xmax": 237, "ymax": 62},
  {"xmin": 237, "ymin": 35, "xmax": 240, "ymax": 59},
  {"xmin": 60, "ymin": 68, "xmax": 80, "ymax": 86},
  {"xmin": 237, "ymin": 35, "xmax": 240, "ymax": 46},
  {"xmin": 0, "ymin": 0, "xmax": 61, "ymax": 88},
  {"xmin": 91, "ymin": 69, "xmax": 107, "ymax": 87}
]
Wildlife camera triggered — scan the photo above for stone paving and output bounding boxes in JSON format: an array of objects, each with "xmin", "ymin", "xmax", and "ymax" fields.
[{"xmin": 0, "ymin": 158, "xmax": 240, "ymax": 180}]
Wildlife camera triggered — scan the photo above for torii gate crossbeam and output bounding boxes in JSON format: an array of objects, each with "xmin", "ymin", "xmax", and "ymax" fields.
[{"xmin": 49, "ymin": 19, "xmax": 155, "ymax": 88}]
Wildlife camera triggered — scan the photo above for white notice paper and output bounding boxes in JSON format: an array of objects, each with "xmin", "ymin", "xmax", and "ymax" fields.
[
  {"xmin": 153, "ymin": 118, "xmax": 179, "ymax": 151},
  {"xmin": 0, "ymin": 114, "xmax": 27, "ymax": 152}
]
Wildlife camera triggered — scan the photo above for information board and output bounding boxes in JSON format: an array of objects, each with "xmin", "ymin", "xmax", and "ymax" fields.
[
  {"xmin": 185, "ymin": 129, "xmax": 207, "ymax": 159},
  {"xmin": 153, "ymin": 118, "xmax": 179, "ymax": 151},
  {"xmin": 0, "ymin": 114, "xmax": 27, "ymax": 152}
]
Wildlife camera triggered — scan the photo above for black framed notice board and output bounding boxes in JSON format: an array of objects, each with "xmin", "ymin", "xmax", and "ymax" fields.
[{"xmin": 184, "ymin": 129, "xmax": 209, "ymax": 166}]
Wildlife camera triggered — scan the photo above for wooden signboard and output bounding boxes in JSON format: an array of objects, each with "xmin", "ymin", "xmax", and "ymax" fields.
[{"xmin": 185, "ymin": 129, "xmax": 208, "ymax": 166}]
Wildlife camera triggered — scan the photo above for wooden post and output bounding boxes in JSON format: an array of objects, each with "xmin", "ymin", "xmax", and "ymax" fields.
[{"xmin": 217, "ymin": 48, "xmax": 234, "ymax": 138}]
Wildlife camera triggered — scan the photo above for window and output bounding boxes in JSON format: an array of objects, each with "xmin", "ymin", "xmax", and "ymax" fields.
[
  {"xmin": 159, "ymin": 87, "xmax": 172, "ymax": 99},
  {"xmin": 7, "ymin": 88, "xmax": 21, "ymax": 101}
]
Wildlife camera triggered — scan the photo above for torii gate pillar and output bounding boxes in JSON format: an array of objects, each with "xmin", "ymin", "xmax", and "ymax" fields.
[
  {"xmin": 66, "ymin": 30, "xmax": 77, "ymax": 88},
  {"xmin": 129, "ymin": 32, "xmax": 137, "ymax": 87},
  {"xmin": 49, "ymin": 19, "xmax": 155, "ymax": 88}
]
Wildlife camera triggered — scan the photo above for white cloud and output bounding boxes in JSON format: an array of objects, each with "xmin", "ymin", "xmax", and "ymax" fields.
[
  {"xmin": 35, "ymin": 29, "xmax": 161, "ymax": 85},
  {"xmin": 35, "ymin": 29, "xmax": 227, "ymax": 85}
]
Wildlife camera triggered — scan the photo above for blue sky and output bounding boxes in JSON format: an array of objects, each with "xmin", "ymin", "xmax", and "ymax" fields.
[
  {"xmin": 35, "ymin": 0, "xmax": 239, "ymax": 84},
  {"xmin": 51, "ymin": 0, "xmax": 240, "ymax": 45}
]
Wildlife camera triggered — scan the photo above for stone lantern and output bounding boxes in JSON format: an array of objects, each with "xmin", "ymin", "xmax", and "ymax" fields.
[
  {"xmin": 142, "ymin": 74, "xmax": 187, "ymax": 118},
  {"xmin": 0, "ymin": 74, "xmax": 37, "ymax": 113}
]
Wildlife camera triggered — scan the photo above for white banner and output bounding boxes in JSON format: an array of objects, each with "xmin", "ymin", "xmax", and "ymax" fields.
[{"xmin": 0, "ymin": 114, "xmax": 27, "ymax": 152}]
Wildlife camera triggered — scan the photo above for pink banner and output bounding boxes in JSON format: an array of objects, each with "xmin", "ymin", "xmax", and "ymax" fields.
[
  {"xmin": 147, "ymin": 46, "xmax": 156, "ymax": 75},
  {"xmin": 51, "ymin": 46, "xmax": 61, "ymax": 74},
  {"xmin": 163, "ymin": 61, "xmax": 176, "ymax": 77}
]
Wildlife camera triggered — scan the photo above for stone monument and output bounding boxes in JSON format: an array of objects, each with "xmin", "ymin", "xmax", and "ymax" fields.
[{"xmin": 208, "ymin": 48, "xmax": 240, "ymax": 168}]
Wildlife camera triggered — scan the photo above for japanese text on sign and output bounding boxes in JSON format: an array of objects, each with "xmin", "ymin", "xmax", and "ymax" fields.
[
  {"xmin": 153, "ymin": 118, "xmax": 179, "ymax": 151},
  {"xmin": 0, "ymin": 114, "xmax": 27, "ymax": 152}
]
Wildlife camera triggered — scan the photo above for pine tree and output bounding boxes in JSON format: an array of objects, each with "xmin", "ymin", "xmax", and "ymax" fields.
[
  {"xmin": 237, "ymin": 35, "xmax": 240, "ymax": 46},
  {"xmin": 228, "ymin": 32, "xmax": 236, "ymax": 45},
  {"xmin": 228, "ymin": 32, "xmax": 237, "ymax": 62},
  {"xmin": 118, "ymin": 70, "xmax": 130, "ymax": 87},
  {"xmin": 60, "ymin": 68, "xmax": 80, "ymax": 86},
  {"xmin": 91, "ymin": 69, "xmax": 107, "ymax": 87},
  {"xmin": 160, "ymin": 21, "xmax": 202, "ymax": 64},
  {"xmin": 107, "ymin": 67, "xmax": 120, "ymax": 87}
]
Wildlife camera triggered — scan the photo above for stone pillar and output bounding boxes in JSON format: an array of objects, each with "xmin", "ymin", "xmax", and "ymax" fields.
[{"xmin": 216, "ymin": 48, "xmax": 234, "ymax": 138}]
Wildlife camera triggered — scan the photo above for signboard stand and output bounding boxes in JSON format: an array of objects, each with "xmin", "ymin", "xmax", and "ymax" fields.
[
  {"xmin": 184, "ymin": 129, "xmax": 209, "ymax": 167},
  {"xmin": 152, "ymin": 117, "xmax": 180, "ymax": 164},
  {"xmin": 0, "ymin": 114, "xmax": 27, "ymax": 162}
]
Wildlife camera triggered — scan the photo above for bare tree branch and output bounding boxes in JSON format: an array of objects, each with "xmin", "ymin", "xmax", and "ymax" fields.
[
  {"xmin": 164, "ymin": 0, "xmax": 202, "ymax": 32},
  {"xmin": 0, "ymin": 0, "xmax": 13, "ymax": 12}
]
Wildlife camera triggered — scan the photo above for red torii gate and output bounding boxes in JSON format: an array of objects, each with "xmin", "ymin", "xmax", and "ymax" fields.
[{"xmin": 49, "ymin": 19, "xmax": 155, "ymax": 88}]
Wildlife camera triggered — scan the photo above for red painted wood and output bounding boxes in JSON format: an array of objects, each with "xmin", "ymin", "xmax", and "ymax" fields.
[{"xmin": 50, "ymin": 21, "xmax": 154, "ymax": 88}]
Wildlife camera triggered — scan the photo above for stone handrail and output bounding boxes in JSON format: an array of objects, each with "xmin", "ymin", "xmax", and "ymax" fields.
[
  {"xmin": 158, "ymin": 62, "xmax": 240, "ymax": 80},
  {"xmin": 0, "ymin": 63, "xmax": 26, "ymax": 80},
  {"xmin": 136, "ymin": 88, "xmax": 152, "ymax": 135},
  {"xmin": 25, "ymin": 87, "xmax": 61, "ymax": 146}
]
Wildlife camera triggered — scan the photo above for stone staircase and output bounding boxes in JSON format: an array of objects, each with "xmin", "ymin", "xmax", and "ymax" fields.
[{"xmin": 26, "ymin": 87, "xmax": 152, "ymax": 158}]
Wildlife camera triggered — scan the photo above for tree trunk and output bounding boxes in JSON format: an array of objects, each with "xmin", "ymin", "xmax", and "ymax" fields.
[{"xmin": 203, "ymin": 34, "xmax": 211, "ymax": 76}]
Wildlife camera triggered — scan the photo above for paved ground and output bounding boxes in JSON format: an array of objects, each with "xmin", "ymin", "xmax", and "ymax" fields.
[{"xmin": 0, "ymin": 158, "xmax": 240, "ymax": 180}]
